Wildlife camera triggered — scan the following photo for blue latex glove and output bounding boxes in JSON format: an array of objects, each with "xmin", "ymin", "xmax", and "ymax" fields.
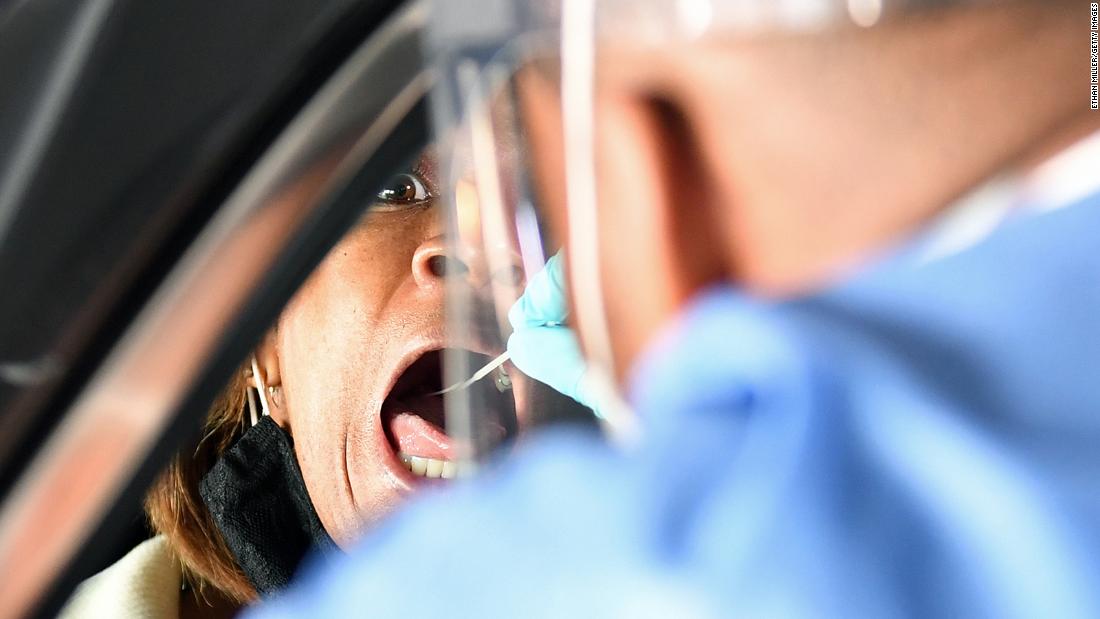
[{"xmin": 507, "ymin": 252, "xmax": 594, "ymax": 411}]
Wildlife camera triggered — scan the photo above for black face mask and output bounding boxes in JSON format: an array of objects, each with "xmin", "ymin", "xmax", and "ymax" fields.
[{"xmin": 199, "ymin": 416, "xmax": 338, "ymax": 596}]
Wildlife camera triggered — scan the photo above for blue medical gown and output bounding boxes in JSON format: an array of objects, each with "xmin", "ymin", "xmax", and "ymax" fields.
[{"xmin": 251, "ymin": 192, "xmax": 1100, "ymax": 618}]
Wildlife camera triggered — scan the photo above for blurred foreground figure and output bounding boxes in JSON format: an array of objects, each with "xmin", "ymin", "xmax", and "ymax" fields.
[{"xmin": 253, "ymin": 0, "xmax": 1100, "ymax": 617}]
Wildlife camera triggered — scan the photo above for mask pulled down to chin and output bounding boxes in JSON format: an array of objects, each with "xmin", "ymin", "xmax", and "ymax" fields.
[{"xmin": 200, "ymin": 416, "xmax": 338, "ymax": 596}]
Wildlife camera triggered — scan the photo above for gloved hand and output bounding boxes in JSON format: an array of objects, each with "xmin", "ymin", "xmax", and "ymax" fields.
[{"xmin": 507, "ymin": 252, "xmax": 594, "ymax": 411}]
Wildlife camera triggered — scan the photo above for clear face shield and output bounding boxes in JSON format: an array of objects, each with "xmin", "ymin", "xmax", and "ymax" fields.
[
  {"xmin": 425, "ymin": 2, "xmax": 609, "ymax": 470},
  {"xmin": 424, "ymin": 0, "xmax": 985, "ymax": 470}
]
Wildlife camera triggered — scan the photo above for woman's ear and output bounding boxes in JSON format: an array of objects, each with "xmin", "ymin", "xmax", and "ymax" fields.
[{"xmin": 253, "ymin": 329, "xmax": 290, "ymax": 430}]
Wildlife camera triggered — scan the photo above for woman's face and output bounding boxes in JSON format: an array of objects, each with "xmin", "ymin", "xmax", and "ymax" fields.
[{"xmin": 260, "ymin": 155, "xmax": 525, "ymax": 546}]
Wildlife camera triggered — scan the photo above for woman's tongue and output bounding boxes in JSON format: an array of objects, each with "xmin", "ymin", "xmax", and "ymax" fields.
[{"xmin": 384, "ymin": 395, "xmax": 454, "ymax": 462}]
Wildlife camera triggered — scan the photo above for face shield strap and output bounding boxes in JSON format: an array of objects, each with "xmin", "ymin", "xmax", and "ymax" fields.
[{"xmin": 560, "ymin": 0, "xmax": 641, "ymax": 445}]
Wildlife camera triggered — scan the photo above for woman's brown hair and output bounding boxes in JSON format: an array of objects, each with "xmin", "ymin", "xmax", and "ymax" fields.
[{"xmin": 145, "ymin": 366, "xmax": 256, "ymax": 604}]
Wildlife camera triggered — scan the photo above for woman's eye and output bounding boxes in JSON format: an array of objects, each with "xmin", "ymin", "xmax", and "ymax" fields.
[{"xmin": 376, "ymin": 172, "xmax": 432, "ymax": 206}]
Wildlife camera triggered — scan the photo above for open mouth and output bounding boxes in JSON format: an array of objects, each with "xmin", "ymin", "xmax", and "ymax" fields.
[{"xmin": 381, "ymin": 348, "xmax": 517, "ymax": 481}]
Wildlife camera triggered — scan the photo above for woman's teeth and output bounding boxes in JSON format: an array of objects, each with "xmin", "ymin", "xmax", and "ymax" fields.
[{"xmin": 398, "ymin": 452, "xmax": 470, "ymax": 479}]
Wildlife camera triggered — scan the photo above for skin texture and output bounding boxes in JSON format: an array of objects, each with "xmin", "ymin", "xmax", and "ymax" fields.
[{"xmin": 522, "ymin": 1, "xmax": 1098, "ymax": 384}]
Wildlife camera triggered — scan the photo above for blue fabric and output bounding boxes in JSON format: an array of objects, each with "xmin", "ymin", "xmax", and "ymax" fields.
[{"xmin": 250, "ymin": 190, "xmax": 1100, "ymax": 619}]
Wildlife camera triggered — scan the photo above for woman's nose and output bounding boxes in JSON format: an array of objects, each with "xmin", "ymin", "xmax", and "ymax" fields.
[
  {"xmin": 411, "ymin": 235, "xmax": 480, "ymax": 290},
  {"xmin": 412, "ymin": 235, "xmax": 526, "ymax": 293}
]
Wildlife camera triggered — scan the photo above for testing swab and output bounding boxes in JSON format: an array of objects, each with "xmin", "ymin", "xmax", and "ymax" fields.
[{"xmin": 429, "ymin": 351, "xmax": 510, "ymax": 396}]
